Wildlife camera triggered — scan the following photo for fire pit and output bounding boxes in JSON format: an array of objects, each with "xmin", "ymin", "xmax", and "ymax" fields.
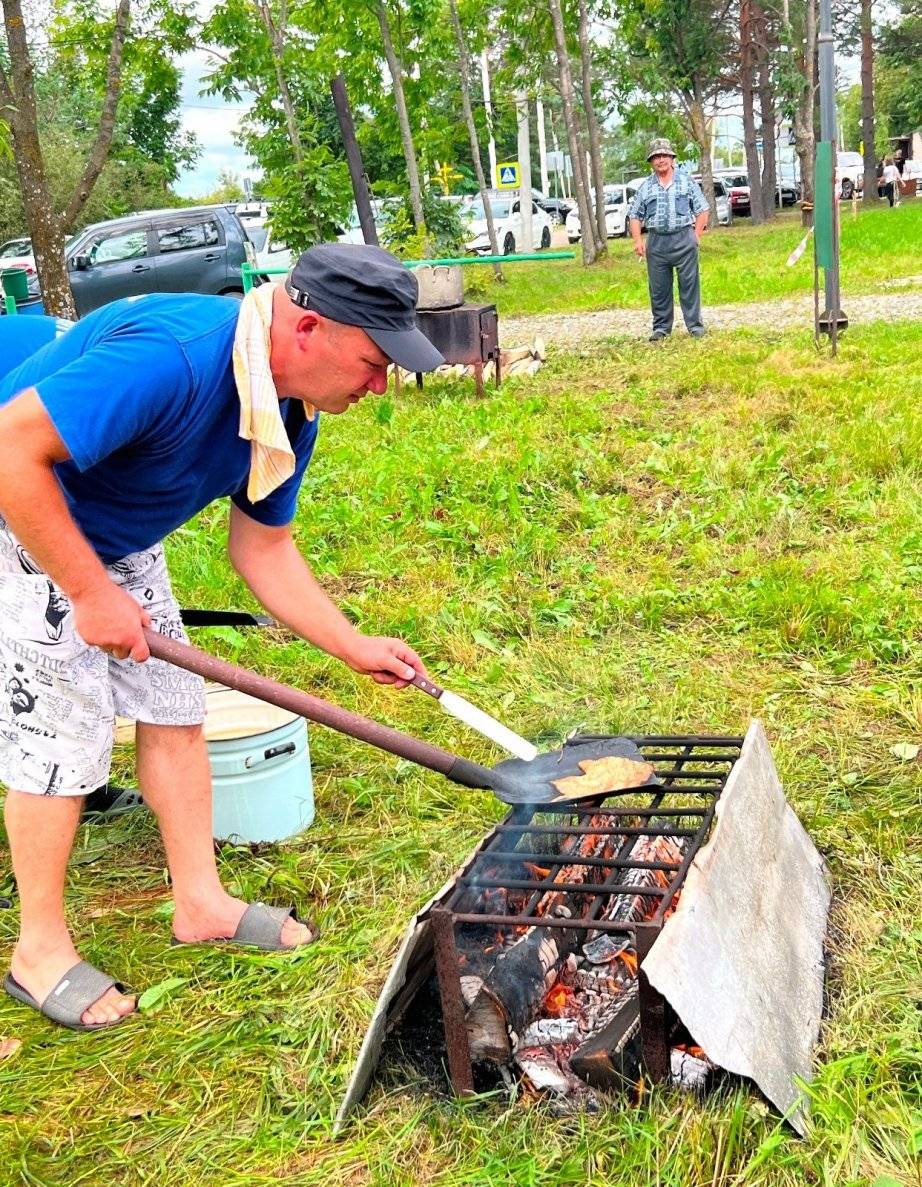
[
  {"xmin": 336, "ymin": 722, "xmax": 830, "ymax": 1133},
  {"xmin": 426, "ymin": 734, "xmax": 737, "ymax": 1104}
]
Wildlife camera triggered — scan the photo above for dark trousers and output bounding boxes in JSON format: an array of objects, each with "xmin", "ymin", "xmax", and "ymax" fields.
[
  {"xmin": 883, "ymin": 182, "xmax": 895, "ymax": 207},
  {"xmin": 646, "ymin": 228, "xmax": 704, "ymax": 335}
]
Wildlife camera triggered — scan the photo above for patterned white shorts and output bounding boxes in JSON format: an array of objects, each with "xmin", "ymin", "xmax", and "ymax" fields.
[{"xmin": 0, "ymin": 522, "xmax": 205, "ymax": 796}]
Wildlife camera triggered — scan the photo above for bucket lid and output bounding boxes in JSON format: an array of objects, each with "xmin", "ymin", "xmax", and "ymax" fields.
[{"xmin": 204, "ymin": 684, "xmax": 299, "ymax": 741}]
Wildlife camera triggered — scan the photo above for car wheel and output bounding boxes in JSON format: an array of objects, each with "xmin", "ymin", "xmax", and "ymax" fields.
[
  {"xmin": 841, "ymin": 179, "xmax": 854, "ymax": 200},
  {"xmin": 503, "ymin": 233, "xmax": 515, "ymax": 255},
  {"xmin": 540, "ymin": 225, "xmax": 551, "ymax": 249}
]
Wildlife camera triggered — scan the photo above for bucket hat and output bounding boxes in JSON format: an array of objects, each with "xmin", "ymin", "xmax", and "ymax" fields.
[{"xmin": 646, "ymin": 138, "xmax": 678, "ymax": 161}]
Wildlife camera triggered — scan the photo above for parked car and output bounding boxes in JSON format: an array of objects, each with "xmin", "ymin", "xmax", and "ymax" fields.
[
  {"xmin": 531, "ymin": 187, "xmax": 572, "ymax": 224},
  {"xmin": 565, "ymin": 185, "xmax": 631, "ymax": 241},
  {"xmin": 27, "ymin": 205, "xmax": 254, "ymax": 316},
  {"xmin": 690, "ymin": 177, "xmax": 734, "ymax": 226},
  {"xmin": 715, "ymin": 172, "xmax": 751, "ymax": 215},
  {"xmin": 463, "ymin": 194, "xmax": 554, "ymax": 253},
  {"xmin": 243, "ymin": 221, "xmax": 292, "ymax": 280},
  {"xmin": 834, "ymin": 152, "xmax": 864, "ymax": 199},
  {"xmin": 0, "ymin": 235, "xmax": 37, "ymax": 278}
]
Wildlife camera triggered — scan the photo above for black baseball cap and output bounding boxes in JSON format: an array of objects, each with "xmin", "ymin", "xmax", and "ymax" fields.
[{"xmin": 284, "ymin": 242, "xmax": 444, "ymax": 373}]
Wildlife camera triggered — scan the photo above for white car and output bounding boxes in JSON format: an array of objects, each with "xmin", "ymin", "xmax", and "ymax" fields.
[
  {"xmin": 0, "ymin": 236, "xmax": 37, "ymax": 278},
  {"xmin": 565, "ymin": 184, "xmax": 631, "ymax": 241},
  {"xmin": 243, "ymin": 221, "xmax": 292, "ymax": 278},
  {"xmin": 836, "ymin": 152, "xmax": 864, "ymax": 199},
  {"xmin": 464, "ymin": 195, "xmax": 553, "ymax": 254}
]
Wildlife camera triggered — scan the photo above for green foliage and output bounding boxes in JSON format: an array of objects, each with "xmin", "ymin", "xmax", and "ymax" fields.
[
  {"xmin": 260, "ymin": 148, "xmax": 353, "ymax": 253},
  {"xmin": 877, "ymin": 2, "xmax": 922, "ymax": 138},
  {"xmin": 379, "ymin": 189, "xmax": 468, "ymax": 258}
]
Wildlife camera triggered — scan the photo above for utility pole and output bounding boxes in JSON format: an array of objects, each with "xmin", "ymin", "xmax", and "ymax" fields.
[
  {"xmin": 516, "ymin": 91, "xmax": 534, "ymax": 250},
  {"xmin": 480, "ymin": 50, "xmax": 497, "ymax": 184},
  {"xmin": 817, "ymin": 0, "xmax": 846, "ymax": 344},
  {"xmin": 536, "ymin": 97, "xmax": 550, "ymax": 195},
  {"xmin": 330, "ymin": 75, "xmax": 378, "ymax": 246}
]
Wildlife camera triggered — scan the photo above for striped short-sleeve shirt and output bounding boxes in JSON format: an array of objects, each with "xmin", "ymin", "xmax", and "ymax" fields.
[{"xmin": 628, "ymin": 169, "xmax": 709, "ymax": 233}]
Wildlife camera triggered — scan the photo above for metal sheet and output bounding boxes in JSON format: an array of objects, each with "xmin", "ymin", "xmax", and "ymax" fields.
[{"xmin": 641, "ymin": 720, "xmax": 831, "ymax": 1134}]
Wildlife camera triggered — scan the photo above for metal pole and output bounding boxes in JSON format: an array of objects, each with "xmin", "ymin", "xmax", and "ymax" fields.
[
  {"xmin": 817, "ymin": 0, "xmax": 844, "ymax": 339},
  {"xmin": 516, "ymin": 91, "xmax": 534, "ymax": 251},
  {"xmin": 536, "ymin": 97, "xmax": 550, "ymax": 196},
  {"xmin": 330, "ymin": 75, "xmax": 379, "ymax": 247},
  {"xmin": 480, "ymin": 50, "xmax": 497, "ymax": 185}
]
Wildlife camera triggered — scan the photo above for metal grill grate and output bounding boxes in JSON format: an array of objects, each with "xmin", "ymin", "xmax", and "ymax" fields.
[{"xmin": 429, "ymin": 735, "xmax": 743, "ymax": 1092}]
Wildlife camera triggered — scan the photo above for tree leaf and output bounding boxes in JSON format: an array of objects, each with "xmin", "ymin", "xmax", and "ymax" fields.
[
  {"xmin": 138, "ymin": 977, "xmax": 186, "ymax": 1013},
  {"xmin": 0, "ymin": 1037, "xmax": 22, "ymax": 1061}
]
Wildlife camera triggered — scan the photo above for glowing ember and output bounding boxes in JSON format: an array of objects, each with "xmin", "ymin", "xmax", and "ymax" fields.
[
  {"xmin": 543, "ymin": 982, "xmax": 572, "ymax": 1015},
  {"xmin": 523, "ymin": 861, "xmax": 552, "ymax": 879}
]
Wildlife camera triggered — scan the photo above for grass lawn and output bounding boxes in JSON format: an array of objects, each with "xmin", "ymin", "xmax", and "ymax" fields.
[
  {"xmin": 466, "ymin": 200, "xmax": 922, "ymax": 317},
  {"xmin": 1, "ymin": 320, "xmax": 921, "ymax": 1185}
]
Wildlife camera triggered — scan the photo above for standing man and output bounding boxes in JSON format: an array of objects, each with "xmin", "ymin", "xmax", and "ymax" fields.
[
  {"xmin": 0, "ymin": 243, "xmax": 443, "ymax": 1031},
  {"xmin": 628, "ymin": 138, "xmax": 710, "ymax": 342}
]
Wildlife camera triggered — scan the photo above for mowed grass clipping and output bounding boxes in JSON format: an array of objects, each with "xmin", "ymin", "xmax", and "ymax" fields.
[
  {"xmin": 0, "ymin": 320, "xmax": 920, "ymax": 1186},
  {"xmin": 473, "ymin": 199, "xmax": 922, "ymax": 317}
]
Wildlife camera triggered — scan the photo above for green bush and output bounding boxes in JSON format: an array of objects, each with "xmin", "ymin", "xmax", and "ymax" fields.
[{"xmin": 379, "ymin": 188, "xmax": 468, "ymax": 259}]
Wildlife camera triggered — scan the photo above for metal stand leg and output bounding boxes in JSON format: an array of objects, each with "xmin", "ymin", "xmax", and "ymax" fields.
[
  {"xmin": 473, "ymin": 362, "xmax": 484, "ymax": 398},
  {"xmin": 415, "ymin": 371, "xmax": 424, "ymax": 390},
  {"xmin": 431, "ymin": 909, "xmax": 475, "ymax": 1094},
  {"xmin": 494, "ymin": 352, "xmax": 502, "ymax": 388},
  {"xmin": 635, "ymin": 924, "xmax": 671, "ymax": 1081}
]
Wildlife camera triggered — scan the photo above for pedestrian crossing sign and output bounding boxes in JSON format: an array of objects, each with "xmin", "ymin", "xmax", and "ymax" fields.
[{"xmin": 495, "ymin": 161, "xmax": 520, "ymax": 189}]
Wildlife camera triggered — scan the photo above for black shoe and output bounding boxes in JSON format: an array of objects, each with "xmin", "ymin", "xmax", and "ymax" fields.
[
  {"xmin": 689, "ymin": 328, "xmax": 706, "ymax": 338},
  {"xmin": 649, "ymin": 331, "xmax": 669, "ymax": 342}
]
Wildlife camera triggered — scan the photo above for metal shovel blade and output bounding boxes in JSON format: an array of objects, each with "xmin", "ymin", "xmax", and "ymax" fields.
[{"xmin": 484, "ymin": 736, "xmax": 661, "ymax": 805}]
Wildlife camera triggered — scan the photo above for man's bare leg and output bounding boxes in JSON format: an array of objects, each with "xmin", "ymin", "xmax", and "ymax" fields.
[
  {"xmin": 5, "ymin": 790, "xmax": 135, "ymax": 1025},
  {"xmin": 135, "ymin": 722, "xmax": 311, "ymax": 947}
]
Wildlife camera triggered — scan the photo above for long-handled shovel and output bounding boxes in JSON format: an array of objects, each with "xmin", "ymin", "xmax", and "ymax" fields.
[{"xmin": 144, "ymin": 630, "xmax": 657, "ymax": 805}]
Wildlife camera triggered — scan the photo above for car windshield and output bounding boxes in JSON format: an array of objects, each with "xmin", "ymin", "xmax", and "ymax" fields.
[
  {"xmin": 0, "ymin": 238, "xmax": 30, "ymax": 257},
  {"xmin": 467, "ymin": 199, "xmax": 511, "ymax": 220}
]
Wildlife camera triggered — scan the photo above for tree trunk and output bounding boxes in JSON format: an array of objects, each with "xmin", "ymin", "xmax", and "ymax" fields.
[
  {"xmin": 2, "ymin": 0, "xmax": 135, "ymax": 318},
  {"xmin": 793, "ymin": 0, "xmax": 817, "ymax": 222},
  {"xmin": 547, "ymin": 0, "xmax": 596, "ymax": 264},
  {"xmin": 860, "ymin": 0, "xmax": 876, "ymax": 201},
  {"xmin": 740, "ymin": 0, "xmax": 765, "ymax": 223},
  {"xmin": 754, "ymin": 0, "xmax": 777, "ymax": 220},
  {"xmin": 253, "ymin": 0, "xmax": 303, "ymax": 164},
  {"xmin": 376, "ymin": 3, "xmax": 425, "ymax": 233},
  {"xmin": 576, "ymin": 0, "xmax": 607, "ymax": 253},
  {"xmin": 447, "ymin": 0, "xmax": 502, "ymax": 277},
  {"xmin": 687, "ymin": 90, "xmax": 717, "ymax": 228}
]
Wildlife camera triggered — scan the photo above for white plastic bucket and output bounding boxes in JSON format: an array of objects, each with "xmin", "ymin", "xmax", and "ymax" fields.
[{"xmin": 204, "ymin": 686, "xmax": 314, "ymax": 844}]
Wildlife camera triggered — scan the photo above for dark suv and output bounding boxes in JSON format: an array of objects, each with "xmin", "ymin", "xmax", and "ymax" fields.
[{"xmin": 30, "ymin": 205, "xmax": 254, "ymax": 317}]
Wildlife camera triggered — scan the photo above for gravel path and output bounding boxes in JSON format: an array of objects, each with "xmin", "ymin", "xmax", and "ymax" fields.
[{"xmin": 500, "ymin": 288, "xmax": 922, "ymax": 347}]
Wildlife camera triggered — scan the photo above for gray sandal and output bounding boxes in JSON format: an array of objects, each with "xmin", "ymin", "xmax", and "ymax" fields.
[
  {"xmin": 171, "ymin": 902, "xmax": 319, "ymax": 952},
  {"xmin": 4, "ymin": 961, "xmax": 133, "ymax": 1032}
]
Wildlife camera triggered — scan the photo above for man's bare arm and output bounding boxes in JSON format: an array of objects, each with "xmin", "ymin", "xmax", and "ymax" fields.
[
  {"xmin": 227, "ymin": 503, "xmax": 426, "ymax": 686},
  {"xmin": 0, "ymin": 389, "xmax": 150, "ymax": 659}
]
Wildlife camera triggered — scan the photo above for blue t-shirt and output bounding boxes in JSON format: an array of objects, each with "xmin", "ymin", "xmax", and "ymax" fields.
[{"xmin": 0, "ymin": 294, "xmax": 318, "ymax": 563}]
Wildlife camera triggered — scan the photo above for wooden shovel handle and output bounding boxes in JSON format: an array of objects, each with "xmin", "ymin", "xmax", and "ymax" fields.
[{"xmin": 143, "ymin": 628, "xmax": 488, "ymax": 787}]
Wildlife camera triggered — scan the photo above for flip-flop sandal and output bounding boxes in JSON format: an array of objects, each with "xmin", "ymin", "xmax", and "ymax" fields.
[
  {"xmin": 3, "ymin": 961, "xmax": 134, "ymax": 1032},
  {"xmin": 171, "ymin": 902, "xmax": 319, "ymax": 952}
]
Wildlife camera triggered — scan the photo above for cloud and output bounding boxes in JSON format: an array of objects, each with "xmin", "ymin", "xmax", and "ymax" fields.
[{"xmin": 174, "ymin": 49, "xmax": 258, "ymax": 197}]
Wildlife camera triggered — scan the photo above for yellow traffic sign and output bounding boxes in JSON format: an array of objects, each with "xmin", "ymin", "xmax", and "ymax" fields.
[{"xmin": 495, "ymin": 161, "xmax": 521, "ymax": 189}]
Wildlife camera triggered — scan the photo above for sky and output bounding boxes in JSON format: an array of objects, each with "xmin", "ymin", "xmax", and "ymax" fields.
[{"xmin": 173, "ymin": 49, "xmax": 256, "ymax": 198}]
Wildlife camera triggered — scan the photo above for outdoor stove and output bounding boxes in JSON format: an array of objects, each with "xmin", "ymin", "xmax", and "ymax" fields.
[
  {"xmin": 336, "ymin": 721, "xmax": 830, "ymax": 1134},
  {"xmin": 412, "ymin": 303, "xmax": 501, "ymax": 395}
]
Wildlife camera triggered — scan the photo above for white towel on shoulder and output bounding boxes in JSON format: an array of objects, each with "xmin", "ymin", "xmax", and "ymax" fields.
[{"xmin": 233, "ymin": 282, "xmax": 315, "ymax": 503}]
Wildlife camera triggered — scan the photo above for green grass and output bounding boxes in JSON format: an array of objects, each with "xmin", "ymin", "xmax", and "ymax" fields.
[
  {"xmin": 467, "ymin": 201, "xmax": 922, "ymax": 317},
  {"xmin": 2, "ymin": 320, "xmax": 922, "ymax": 1185}
]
